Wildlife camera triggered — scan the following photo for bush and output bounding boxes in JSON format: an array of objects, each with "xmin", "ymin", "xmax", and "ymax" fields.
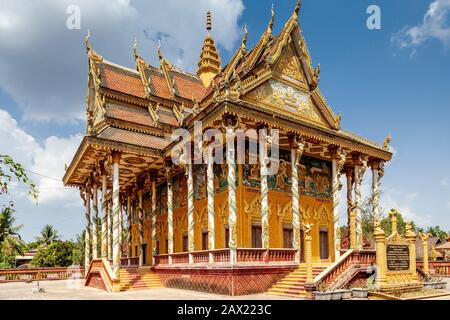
[{"xmin": 32, "ymin": 241, "xmax": 75, "ymax": 267}]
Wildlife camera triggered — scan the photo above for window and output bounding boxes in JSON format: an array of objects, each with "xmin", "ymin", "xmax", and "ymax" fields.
[
  {"xmin": 182, "ymin": 235, "xmax": 188, "ymax": 252},
  {"xmin": 319, "ymin": 228, "xmax": 329, "ymax": 260},
  {"xmin": 156, "ymin": 241, "xmax": 159, "ymax": 255},
  {"xmin": 224, "ymin": 227, "xmax": 229, "ymax": 248},
  {"xmin": 165, "ymin": 239, "xmax": 168, "ymax": 254},
  {"xmin": 283, "ymin": 227, "xmax": 293, "ymax": 248},
  {"xmin": 300, "ymin": 230, "xmax": 304, "ymax": 262},
  {"xmin": 134, "ymin": 245, "xmax": 138, "ymax": 257},
  {"xmin": 202, "ymin": 231, "xmax": 209, "ymax": 250},
  {"xmin": 252, "ymin": 225, "xmax": 262, "ymax": 248}
]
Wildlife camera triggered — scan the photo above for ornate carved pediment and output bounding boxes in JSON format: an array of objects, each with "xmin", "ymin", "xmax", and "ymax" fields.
[
  {"xmin": 275, "ymin": 45, "xmax": 305, "ymax": 83},
  {"xmin": 244, "ymin": 80, "xmax": 331, "ymax": 128},
  {"xmin": 314, "ymin": 204, "xmax": 332, "ymax": 223}
]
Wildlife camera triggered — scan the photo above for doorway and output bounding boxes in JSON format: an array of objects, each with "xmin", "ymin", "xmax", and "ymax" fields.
[{"xmin": 319, "ymin": 228, "xmax": 329, "ymax": 260}]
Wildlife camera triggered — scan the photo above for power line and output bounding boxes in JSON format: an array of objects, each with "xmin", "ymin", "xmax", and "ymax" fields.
[{"xmin": 24, "ymin": 169, "xmax": 61, "ymax": 182}]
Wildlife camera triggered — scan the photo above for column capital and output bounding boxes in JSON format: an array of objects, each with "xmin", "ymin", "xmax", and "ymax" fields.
[
  {"xmin": 344, "ymin": 165, "xmax": 354, "ymax": 177},
  {"xmin": 148, "ymin": 169, "xmax": 158, "ymax": 182},
  {"xmin": 111, "ymin": 151, "xmax": 121, "ymax": 163},
  {"xmin": 369, "ymin": 158, "xmax": 381, "ymax": 170}
]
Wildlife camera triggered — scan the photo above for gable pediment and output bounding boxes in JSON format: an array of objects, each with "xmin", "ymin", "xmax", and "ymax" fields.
[
  {"xmin": 243, "ymin": 79, "xmax": 332, "ymax": 129},
  {"xmin": 274, "ymin": 44, "xmax": 307, "ymax": 87}
]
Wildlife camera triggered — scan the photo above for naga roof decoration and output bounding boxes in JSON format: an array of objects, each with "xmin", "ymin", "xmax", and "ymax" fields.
[{"xmin": 64, "ymin": 0, "xmax": 392, "ymax": 188}]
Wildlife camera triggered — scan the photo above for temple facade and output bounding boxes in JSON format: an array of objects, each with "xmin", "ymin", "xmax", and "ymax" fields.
[{"xmin": 64, "ymin": 1, "xmax": 392, "ymax": 296}]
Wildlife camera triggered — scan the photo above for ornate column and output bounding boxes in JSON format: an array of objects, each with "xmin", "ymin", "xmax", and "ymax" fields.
[
  {"xmin": 259, "ymin": 126, "xmax": 271, "ymax": 249},
  {"xmin": 92, "ymin": 176, "xmax": 99, "ymax": 259},
  {"xmin": 111, "ymin": 151, "xmax": 121, "ymax": 277},
  {"xmin": 108, "ymin": 198, "xmax": 113, "ymax": 260},
  {"xmin": 420, "ymin": 232, "xmax": 430, "ymax": 274},
  {"xmin": 371, "ymin": 160, "xmax": 384, "ymax": 227},
  {"xmin": 353, "ymin": 153, "xmax": 367, "ymax": 249},
  {"xmin": 165, "ymin": 162, "xmax": 174, "ymax": 265},
  {"xmin": 330, "ymin": 147, "xmax": 346, "ymax": 260},
  {"xmin": 289, "ymin": 134, "xmax": 305, "ymax": 262},
  {"xmin": 101, "ymin": 163, "xmax": 108, "ymax": 258},
  {"xmin": 81, "ymin": 184, "xmax": 91, "ymax": 274},
  {"xmin": 345, "ymin": 165, "xmax": 356, "ymax": 249},
  {"xmin": 374, "ymin": 222, "xmax": 387, "ymax": 289},
  {"xmin": 137, "ymin": 179, "xmax": 144, "ymax": 267},
  {"xmin": 303, "ymin": 223, "xmax": 314, "ymax": 285},
  {"xmin": 205, "ymin": 144, "xmax": 215, "ymax": 263},
  {"xmin": 224, "ymin": 117, "xmax": 238, "ymax": 265},
  {"xmin": 126, "ymin": 189, "xmax": 132, "ymax": 259},
  {"xmin": 185, "ymin": 160, "xmax": 195, "ymax": 264},
  {"xmin": 149, "ymin": 170, "xmax": 158, "ymax": 265}
]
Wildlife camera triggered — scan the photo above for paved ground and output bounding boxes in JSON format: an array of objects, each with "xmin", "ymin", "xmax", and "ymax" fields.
[
  {"xmin": 0, "ymin": 280, "xmax": 293, "ymax": 300},
  {"xmin": 0, "ymin": 278, "xmax": 449, "ymax": 300}
]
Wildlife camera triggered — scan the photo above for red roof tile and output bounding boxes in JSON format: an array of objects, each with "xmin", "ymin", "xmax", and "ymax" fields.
[{"xmin": 98, "ymin": 127, "xmax": 170, "ymax": 150}]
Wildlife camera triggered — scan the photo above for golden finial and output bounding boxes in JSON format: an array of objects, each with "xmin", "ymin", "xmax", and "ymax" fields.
[
  {"xmin": 383, "ymin": 133, "xmax": 391, "ymax": 150},
  {"xmin": 267, "ymin": 4, "xmax": 275, "ymax": 33},
  {"xmin": 336, "ymin": 112, "xmax": 341, "ymax": 127},
  {"xmin": 85, "ymin": 29, "xmax": 91, "ymax": 53},
  {"xmin": 293, "ymin": 0, "xmax": 302, "ymax": 18},
  {"xmin": 206, "ymin": 11, "xmax": 212, "ymax": 34}
]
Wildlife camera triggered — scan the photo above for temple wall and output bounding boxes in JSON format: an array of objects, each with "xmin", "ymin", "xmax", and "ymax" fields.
[{"xmin": 130, "ymin": 150, "xmax": 334, "ymax": 264}]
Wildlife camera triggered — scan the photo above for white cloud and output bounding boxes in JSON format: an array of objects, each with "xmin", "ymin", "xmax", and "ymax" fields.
[
  {"xmin": 392, "ymin": 0, "xmax": 450, "ymax": 51},
  {"xmin": 0, "ymin": 108, "xmax": 82, "ymax": 206},
  {"xmin": 441, "ymin": 176, "xmax": 449, "ymax": 186},
  {"xmin": 0, "ymin": 0, "xmax": 244, "ymax": 123},
  {"xmin": 1, "ymin": 107, "xmax": 84, "ymax": 241},
  {"xmin": 380, "ymin": 188, "xmax": 431, "ymax": 226}
]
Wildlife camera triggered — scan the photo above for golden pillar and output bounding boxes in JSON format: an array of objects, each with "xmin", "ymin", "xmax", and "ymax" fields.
[
  {"xmin": 389, "ymin": 209, "xmax": 398, "ymax": 235},
  {"xmin": 420, "ymin": 232, "xmax": 430, "ymax": 275},
  {"xmin": 373, "ymin": 223, "xmax": 387, "ymax": 289},
  {"xmin": 303, "ymin": 223, "xmax": 314, "ymax": 285},
  {"xmin": 405, "ymin": 223, "xmax": 418, "ymax": 282}
]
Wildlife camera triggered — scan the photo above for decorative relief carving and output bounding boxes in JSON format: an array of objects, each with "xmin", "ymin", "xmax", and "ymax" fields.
[
  {"xmin": 245, "ymin": 80, "xmax": 323, "ymax": 124},
  {"xmin": 276, "ymin": 46, "xmax": 304, "ymax": 82}
]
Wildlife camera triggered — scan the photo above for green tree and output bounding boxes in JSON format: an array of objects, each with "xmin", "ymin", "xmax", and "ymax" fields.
[
  {"xmin": 0, "ymin": 155, "xmax": 38, "ymax": 201},
  {"xmin": 32, "ymin": 241, "xmax": 75, "ymax": 267},
  {"xmin": 35, "ymin": 224, "xmax": 60, "ymax": 247},
  {"xmin": 425, "ymin": 226, "xmax": 448, "ymax": 242},
  {"xmin": 0, "ymin": 206, "xmax": 25, "ymax": 267}
]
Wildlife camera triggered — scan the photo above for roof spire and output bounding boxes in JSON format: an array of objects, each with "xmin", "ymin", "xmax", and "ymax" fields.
[
  {"xmin": 197, "ymin": 11, "xmax": 221, "ymax": 87},
  {"xmin": 293, "ymin": 0, "xmax": 302, "ymax": 18},
  {"xmin": 267, "ymin": 4, "xmax": 275, "ymax": 34},
  {"xmin": 206, "ymin": 11, "xmax": 212, "ymax": 35}
]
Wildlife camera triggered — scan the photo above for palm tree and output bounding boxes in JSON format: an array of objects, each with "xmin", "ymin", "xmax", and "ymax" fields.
[
  {"xmin": 0, "ymin": 207, "xmax": 25, "ymax": 262},
  {"xmin": 35, "ymin": 224, "xmax": 59, "ymax": 246}
]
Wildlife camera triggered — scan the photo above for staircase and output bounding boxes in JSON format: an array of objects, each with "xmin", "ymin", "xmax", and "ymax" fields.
[
  {"xmin": 268, "ymin": 263, "xmax": 329, "ymax": 298},
  {"xmin": 119, "ymin": 267, "xmax": 164, "ymax": 291}
]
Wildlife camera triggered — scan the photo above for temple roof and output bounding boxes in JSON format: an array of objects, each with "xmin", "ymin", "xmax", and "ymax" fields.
[{"xmin": 63, "ymin": 1, "xmax": 393, "ymax": 188}]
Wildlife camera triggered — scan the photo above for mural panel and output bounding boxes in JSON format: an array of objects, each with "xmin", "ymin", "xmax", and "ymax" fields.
[{"xmin": 243, "ymin": 148, "xmax": 332, "ymax": 199}]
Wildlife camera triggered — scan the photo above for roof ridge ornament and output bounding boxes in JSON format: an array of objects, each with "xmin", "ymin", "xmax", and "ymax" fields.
[
  {"xmin": 133, "ymin": 37, "xmax": 139, "ymax": 59},
  {"xmin": 85, "ymin": 29, "xmax": 91, "ymax": 53},
  {"xmin": 241, "ymin": 24, "xmax": 248, "ymax": 52},
  {"xmin": 267, "ymin": 4, "xmax": 275, "ymax": 35},
  {"xmin": 293, "ymin": 0, "xmax": 302, "ymax": 19}
]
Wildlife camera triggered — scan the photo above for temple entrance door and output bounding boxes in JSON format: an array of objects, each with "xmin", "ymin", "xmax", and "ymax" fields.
[
  {"xmin": 300, "ymin": 229, "xmax": 305, "ymax": 262},
  {"xmin": 319, "ymin": 228, "xmax": 329, "ymax": 260},
  {"xmin": 142, "ymin": 244, "xmax": 147, "ymax": 265}
]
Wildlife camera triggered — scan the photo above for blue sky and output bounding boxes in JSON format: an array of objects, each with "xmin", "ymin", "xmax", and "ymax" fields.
[{"xmin": 0, "ymin": 0, "xmax": 449, "ymax": 242}]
